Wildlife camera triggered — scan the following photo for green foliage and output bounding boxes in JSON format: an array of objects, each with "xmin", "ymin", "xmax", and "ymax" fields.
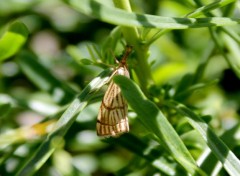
[
  {"xmin": 0, "ymin": 0, "xmax": 240, "ymax": 175},
  {"xmin": 16, "ymin": 51, "xmax": 76, "ymax": 104},
  {"xmin": 0, "ymin": 21, "xmax": 28, "ymax": 61}
]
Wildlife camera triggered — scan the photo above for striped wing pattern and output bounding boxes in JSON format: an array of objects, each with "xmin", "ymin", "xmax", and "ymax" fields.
[{"xmin": 97, "ymin": 66, "xmax": 129, "ymax": 137}]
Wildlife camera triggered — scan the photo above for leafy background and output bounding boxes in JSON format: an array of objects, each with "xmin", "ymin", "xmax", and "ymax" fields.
[{"xmin": 0, "ymin": 0, "xmax": 240, "ymax": 176}]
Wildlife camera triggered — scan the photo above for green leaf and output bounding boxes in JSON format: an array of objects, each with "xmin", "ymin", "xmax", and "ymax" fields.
[
  {"xmin": 186, "ymin": 0, "xmax": 236, "ymax": 18},
  {"xmin": 66, "ymin": 0, "xmax": 239, "ymax": 29},
  {"xmin": 167, "ymin": 101, "xmax": 240, "ymax": 176},
  {"xmin": 0, "ymin": 21, "xmax": 28, "ymax": 61},
  {"xmin": 16, "ymin": 68, "xmax": 112, "ymax": 176},
  {"xmin": 198, "ymin": 124, "xmax": 240, "ymax": 175},
  {"xmin": 16, "ymin": 51, "xmax": 76, "ymax": 105},
  {"xmin": 105, "ymin": 133, "xmax": 187, "ymax": 175},
  {"xmin": 222, "ymin": 31, "xmax": 240, "ymax": 77},
  {"xmin": 79, "ymin": 58, "xmax": 94, "ymax": 65},
  {"xmin": 114, "ymin": 75, "xmax": 206, "ymax": 176}
]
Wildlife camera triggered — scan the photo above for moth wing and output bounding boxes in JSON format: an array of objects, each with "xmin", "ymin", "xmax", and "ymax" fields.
[{"xmin": 97, "ymin": 80, "xmax": 129, "ymax": 137}]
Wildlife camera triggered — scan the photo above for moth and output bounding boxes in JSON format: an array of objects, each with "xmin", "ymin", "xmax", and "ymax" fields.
[{"xmin": 97, "ymin": 46, "xmax": 133, "ymax": 137}]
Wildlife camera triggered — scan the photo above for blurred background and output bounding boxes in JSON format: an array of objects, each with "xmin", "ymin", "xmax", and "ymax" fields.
[{"xmin": 0, "ymin": 0, "xmax": 240, "ymax": 175}]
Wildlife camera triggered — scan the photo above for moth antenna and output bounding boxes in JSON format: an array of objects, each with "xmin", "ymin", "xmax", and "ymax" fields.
[{"xmin": 120, "ymin": 45, "xmax": 133, "ymax": 66}]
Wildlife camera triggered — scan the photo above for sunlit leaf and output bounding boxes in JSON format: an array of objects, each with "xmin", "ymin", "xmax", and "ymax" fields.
[{"xmin": 0, "ymin": 21, "xmax": 28, "ymax": 61}]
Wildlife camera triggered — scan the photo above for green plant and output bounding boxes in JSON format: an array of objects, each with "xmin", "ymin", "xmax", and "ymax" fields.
[{"xmin": 0, "ymin": 0, "xmax": 240, "ymax": 175}]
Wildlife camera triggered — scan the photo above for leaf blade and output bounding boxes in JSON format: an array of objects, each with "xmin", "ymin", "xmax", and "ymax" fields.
[
  {"xmin": 16, "ymin": 69, "xmax": 112, "ymax": 176},
  {"xmin": 0, "ymin": 21, "xmax": 28, "ymax": 61},
  {"xmin": 66, "ymin": 0, "xmax": 239, "ymax": 29},
  {"xmin": 167, "ymin": 101, "xmax": 240, "ymax": 176},
  {"xmin": 114, "ymin": 75, "xmax": 206, "ymax": 176}
]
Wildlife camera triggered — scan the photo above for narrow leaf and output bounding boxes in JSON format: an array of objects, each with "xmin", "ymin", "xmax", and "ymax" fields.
[
  {"xmin": 114, "ymin": 75, "xmax": 206, "ymax": 176},
  {"xmin": 105, "ymin": 133, "xmax": 187, "ymax": 176},
  {"xmin": 16, "ymin": 69, "xmax": 112, "ymax": 176},
  {"xmin": 198, "ymin": 124, "xmax": 240, "ymax": 175},
  {"xmin": 167, "ymin": 101, "xmax": 240, "ymax": 176},
  {"xmin": 67, "ymin": 0, "xmax": 240, "ymax": 29}
]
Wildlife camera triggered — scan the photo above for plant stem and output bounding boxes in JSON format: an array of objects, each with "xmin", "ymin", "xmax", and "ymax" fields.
[
  {"xmin": 112, "ymin": 0, "xmax": 154, "ymax": 93},
  {"xmin": 112, "ymin": 0, "xmax": 139, "ymax": 45}
]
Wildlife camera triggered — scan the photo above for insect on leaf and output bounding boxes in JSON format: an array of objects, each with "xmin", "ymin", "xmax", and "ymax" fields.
[{"xmin": 97, "ymin": 46, "xmax": 133, "ymax": 137}]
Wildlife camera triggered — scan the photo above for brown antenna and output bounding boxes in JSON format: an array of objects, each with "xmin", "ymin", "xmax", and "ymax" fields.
[{"xmin": 120, "ymin": 45, "xmax": 133, "ymax": 66}]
